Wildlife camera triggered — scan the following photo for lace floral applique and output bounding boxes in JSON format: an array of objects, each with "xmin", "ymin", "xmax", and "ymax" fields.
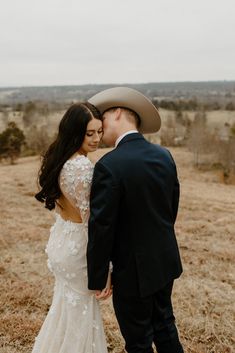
[
  {"xmin": 65, "ymin": 289, "xmax": 80, "ymax": 306},
  {"xmin": 93, "ymin": 320, "xmax": 99, "ymax": 330},
  {"xmin": 47, "ymin": 259, "xmax": 53, "ymax": 272},
  {"xmin": 82, "ymin": 304, "xmax": 88, "ymax": 315},
  {"xmin": 59, "ymin": 156, "xmax": 94, "ymax": 223},
  {"xmin": 68, "ymin": 240, "xmax": 81, "ymax": 255}
]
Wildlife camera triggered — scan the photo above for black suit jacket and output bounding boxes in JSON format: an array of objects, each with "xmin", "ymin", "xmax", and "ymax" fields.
[{"xmin": 87, "ymin": 133, "xmax": 183, "ymax": 297}]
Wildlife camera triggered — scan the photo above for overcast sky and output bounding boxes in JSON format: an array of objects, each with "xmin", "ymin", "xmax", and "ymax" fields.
[{"xmin": 0, "ymin": 0, "xmax": 234, "ymax": 87}]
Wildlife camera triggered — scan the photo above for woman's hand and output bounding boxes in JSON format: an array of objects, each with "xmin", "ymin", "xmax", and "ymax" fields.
[{"xmin": 95, "ymin": 271, "xmax": 112, "ymax": 300}]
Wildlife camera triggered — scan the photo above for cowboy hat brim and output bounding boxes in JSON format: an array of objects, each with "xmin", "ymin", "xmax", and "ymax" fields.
[{"xmin": 88, "ymin": 87, "xmax": 161, "ymax": 134}]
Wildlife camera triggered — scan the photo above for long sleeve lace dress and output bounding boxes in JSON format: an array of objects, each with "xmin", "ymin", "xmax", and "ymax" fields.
[{"xmin": 32, "ymin": 155, "xmax": 108, "ymax": 353}]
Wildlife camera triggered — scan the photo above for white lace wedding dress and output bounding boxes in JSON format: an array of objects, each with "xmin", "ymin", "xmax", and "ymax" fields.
[{"xmin": 32, "ymin": 155, "xmax": 108, "ymax": 353}]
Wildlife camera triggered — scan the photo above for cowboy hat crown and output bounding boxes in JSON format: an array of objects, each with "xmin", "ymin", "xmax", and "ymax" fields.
[{"xmin": 88, "ymin": 87, "xmax": 161, "ymax": 134}]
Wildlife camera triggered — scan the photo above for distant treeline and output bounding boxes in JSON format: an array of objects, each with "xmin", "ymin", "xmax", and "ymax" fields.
[
  {"xmin": 1, "ymin": 98, "xmax": 235, "ymax": 113},
  {"xmin": 1, "ymin": 81, "xmax": 235, "ymax": 105},
  {"xmin": 152, "ymin": 98, "xmax": 235, "ymax": 111},
  {"xmin": 0, "ymin": 100, "xmax": 67, "ymax": 113}
]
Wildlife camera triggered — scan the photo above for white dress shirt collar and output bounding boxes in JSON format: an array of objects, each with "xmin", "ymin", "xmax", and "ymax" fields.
[{"xmin": 115, "ymin": 130, "xmax": 138, "ymax": 148}]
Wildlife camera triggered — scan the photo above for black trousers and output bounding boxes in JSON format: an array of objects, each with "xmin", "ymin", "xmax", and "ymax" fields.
[{"xmin": 112, "ymin": 281, "xmax": 184, "ymax": 353}]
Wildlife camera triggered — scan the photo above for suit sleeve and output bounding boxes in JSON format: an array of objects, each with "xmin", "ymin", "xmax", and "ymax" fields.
[
  {"xmin": 87, "ymin": 161, "xmax": 120, "ymax": 290},
  {"xmin": 172, "ymin": 173, "xmax": 180, "ymax": 223},
  {"xmin": 166, "ymin": 148, "xmax": 180, "ymax": 223}
]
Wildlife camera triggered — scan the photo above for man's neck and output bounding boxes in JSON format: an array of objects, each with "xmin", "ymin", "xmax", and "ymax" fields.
[{"xmin": 115, "ymin": 129, "xmax": 138, "ymax": 147}]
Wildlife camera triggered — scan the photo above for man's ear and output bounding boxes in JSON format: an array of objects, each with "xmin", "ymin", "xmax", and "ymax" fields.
[{"xmin": 114, "ymin": 108, "xmax": 122, "ymax": 121}]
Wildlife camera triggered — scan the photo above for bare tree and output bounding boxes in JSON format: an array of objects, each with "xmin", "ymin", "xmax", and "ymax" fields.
[
  {"xmin": 160, "ymin": 115, "xmax": 177, "ymax": 146},
  {"xmin": 187, "ymin": 111, "xmax": 210, "ymax": 167},
  {"xmin": 216, "ymin": 136, "xmax": 235, "ymax": 182},
  {"xmin": 25, "ymin": 124, "xmax": 53, "ymax": 155},
  {"xmin": 22, "ymin": 101, "xmax": 37, "ymax": 127}
]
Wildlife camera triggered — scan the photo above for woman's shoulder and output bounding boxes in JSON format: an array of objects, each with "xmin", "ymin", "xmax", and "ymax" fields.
[
  {"xmin": 64, "ymin": 155, "xmax": 93, "ymax": 169},
  {"xmin": 61, "ymin": 155, "xmax": 94, "ymax": 179}
]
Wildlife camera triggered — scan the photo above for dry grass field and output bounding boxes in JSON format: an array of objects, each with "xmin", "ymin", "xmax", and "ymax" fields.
[
  {"xmin": 1, "ymin": 109, "xmax": 235, "ymax": 134},
  {"xmin": 0, "ymin": 147, "xmax": 234, "ymax": 353}
]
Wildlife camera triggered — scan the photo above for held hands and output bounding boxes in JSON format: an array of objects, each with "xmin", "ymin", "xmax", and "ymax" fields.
[{"xmin": 95, "ymin": 271, "xmax": 113, "ymax": 300}]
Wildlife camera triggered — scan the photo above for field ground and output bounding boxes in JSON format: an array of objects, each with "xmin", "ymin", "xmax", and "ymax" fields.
[{"xmin": 0, "ymin": 147, "xmax": 234, "ymax": 353}]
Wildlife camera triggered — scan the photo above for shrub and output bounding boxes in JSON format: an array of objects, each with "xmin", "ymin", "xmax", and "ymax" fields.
[{"xmin": 0, "ymin": 122, "xmax": 25, "ymax": 164}]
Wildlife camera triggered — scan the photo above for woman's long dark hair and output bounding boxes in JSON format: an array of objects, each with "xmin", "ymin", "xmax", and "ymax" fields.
[{"xmin": 35, "ymin": 102, "xmax": 101, "ymax": 210}]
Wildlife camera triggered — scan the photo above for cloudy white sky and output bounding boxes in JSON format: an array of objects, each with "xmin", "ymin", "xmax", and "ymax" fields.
[{"xmin": 0, "ymin": 0, "xmax": 234, "ymax": 87}]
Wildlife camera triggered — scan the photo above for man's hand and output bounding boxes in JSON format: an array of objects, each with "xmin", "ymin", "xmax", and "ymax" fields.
[
  {"xmin": 95, "ymin": 287, "xmax": 112, "ymax": 300},
  {"xmin": 94, "ymin": 270, "xmax": 112, "ymax": 300}
]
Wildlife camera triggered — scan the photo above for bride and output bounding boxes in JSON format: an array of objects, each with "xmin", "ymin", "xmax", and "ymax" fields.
[{"xmin": 32, "ymin": 102, "xmax": 111, "ymax": 353}]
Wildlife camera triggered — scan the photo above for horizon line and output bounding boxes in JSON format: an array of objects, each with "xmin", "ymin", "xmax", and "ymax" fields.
[{"xmin": 1, "ymin": 79, "xmax": 235, "ymax": 90}]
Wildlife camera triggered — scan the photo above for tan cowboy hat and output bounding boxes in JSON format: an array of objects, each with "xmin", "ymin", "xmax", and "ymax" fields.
[{"xmin": 88, "ymin": 87, "xmax": 161, "ymax": 134}]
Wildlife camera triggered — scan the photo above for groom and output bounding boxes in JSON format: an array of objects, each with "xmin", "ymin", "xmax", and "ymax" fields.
[{"xmin": 87, "ymin": 87, "xmax": 184, "ymax": 353}]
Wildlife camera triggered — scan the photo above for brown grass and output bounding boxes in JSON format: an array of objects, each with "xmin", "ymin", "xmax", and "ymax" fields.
[{"xmin": 0, "ymin": 148, "xmax": 234, "ymax": 353}]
